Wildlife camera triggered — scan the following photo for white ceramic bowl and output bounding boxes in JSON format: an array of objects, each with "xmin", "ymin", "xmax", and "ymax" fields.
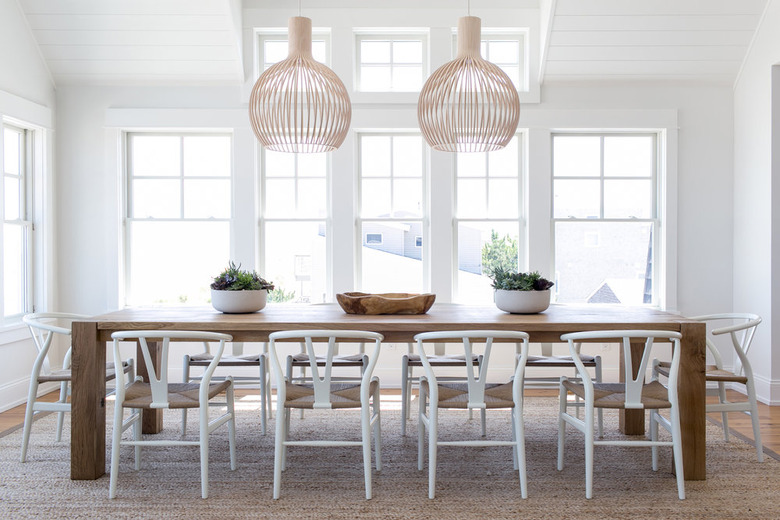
[
  {"xmin": 494, "ymin": 289, "xmax": 550, "ymax": 314},
  {"xmin": 211, "ymin": 289, "xmax": 268, "ymax": 313}
]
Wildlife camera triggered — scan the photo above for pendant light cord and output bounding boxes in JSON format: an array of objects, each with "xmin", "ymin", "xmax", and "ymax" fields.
[
  {"xmin": 467, "ymin": 0, "xmax": 471, "ymax": 15},
  {"xmin": 298, "ymin": 0, "xmax": 302, "ymax": 16}
]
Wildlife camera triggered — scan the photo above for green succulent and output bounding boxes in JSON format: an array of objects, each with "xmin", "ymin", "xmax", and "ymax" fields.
[
  {"xmin": 488, "ymin": 267, "xmax": 554, "ymax": 291},
  {"xmin": 210, "ymin": 261, "xmax": 275, "ymax": 291}
]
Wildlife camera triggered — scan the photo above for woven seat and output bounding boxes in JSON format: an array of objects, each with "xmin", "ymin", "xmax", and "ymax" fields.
[
  {"xmin": 188, "ymin": 352, "xmax": 261, "ymax": 365},
  {"xmin": 561, "ymin": 380, "xmax": 672, "ymax": 409},
  {"xmin": 284, "ymin": 380, "xmax": 379, "ymax": 409},
  {"xmin": 290, "ymin": 352, "xmax": 366, "ymax": 366},
  {"xmin": 124, "ymin": 381, "xmax": 231, "ymax": 409},
  {"xmin": 421, "ymin": 381, "xmax": 515, "ymax": 409},
  {"xmin": 269, "ymin": 330, "xmax": 384, "ymax": 500},
  {"xmin": 558, "ymin": 330, "xmax": 685, "ymax": 500},
  {"xmin": 653, "ymin": 313, "xmax": 763, "ymax": 462},
  {"xmin": 526, "ymin": 354, "xmax": 598, "ymax": 366},
  {"xmin": 415, "ymin": 330, "xmax": 531, "ymax": 499},
  {"xmin": 110, "ymin": 330, "xmax": 236, "ymax": 499},
  {"xmin": 21, "ymin": 313, "xmax": 135, "ymax": 463}
]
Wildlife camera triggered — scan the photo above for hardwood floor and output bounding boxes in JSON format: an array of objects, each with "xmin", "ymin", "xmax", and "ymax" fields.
[{"xmin": 2, "ymin": 389, "xmax": 778, "ymax": 458}]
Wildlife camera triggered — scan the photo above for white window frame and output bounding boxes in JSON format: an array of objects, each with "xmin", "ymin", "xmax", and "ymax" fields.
[
  {"xmin": 452, "ymin": 29, "xmax": 529, "ymax": 92},
  {"xmin": 452, "ymin": 132, "xmax": 526, "ymax": 302},
  {"xmin": 255, "ymin": 29, "xmax": 332, "ymax": 78},
  {"xmin": 257, "ymin": 147, "xmax": 331, "ymax": 303},
  {"xmin": 1, "ymin": 122, "xmax": 34, "ymax": 320},
  {"xmin": 550, "ymin": 131, "xmax": 661, "ymax": 306},
  {"xmin": 122, "ymin": 131, "xmax": 233, "ymax": 306},
  {"xmin": 354, "ymin": 32, "xmax": 428, "ymax": 92},
  {"xmin": 355, "ymin": 131, "xmax": 429, "ymax": 292}
]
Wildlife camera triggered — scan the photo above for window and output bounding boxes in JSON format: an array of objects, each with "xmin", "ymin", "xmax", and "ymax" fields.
[
  {"xmin": 260, "ymin": 150, "xmax": 328, "ymax": 303},
  {"xmin": 2, "ymin": 124, "xmax": 32, "ymax": 318},
  {"xmin": 453, "ymin": 31, "xmax": 527, "ymax": 90},
  {"xmin": 455, "ymin": 135, "xmax": 523, "ymax": 303},
  {"xmin": 366, "ymin": 233, "xmax": 383, "ymax": 245},
  {"xmin": 356, "ymin": 34, "xmax": 426, "ymax": 91},
  {"xmin": 258, "ymin": 32, "xmax": 329, "ymax": 72},
  {"xmin": 124, "ymin": 133, "xmax": 232, "ymax": 305},
  {"xmin": 357, "ymin": 133, "xmax": 426, "ymax": 292},
  {"xmin": 552, "ymin": 134, "xmax": 658, "ymax": 305}
]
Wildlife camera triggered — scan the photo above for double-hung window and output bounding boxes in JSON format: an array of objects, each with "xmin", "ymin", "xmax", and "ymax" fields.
[
  {"xmin": 453, "ymin": 31, "xmax": 527, "ymax": 91},
  {"xmin": 552, "ymin": 133, "xmax": 658, "ymax": 305},
  {"xmin": 455, "ymin": 135, "xmax": 523, "ymax": 303},
  {"xmin": 124, "ymin": 133, "xmax": 232, "ymax": 305},
  {"xmin": 2, "ymin": 124, "xmax": 32, "ymax": 318},
  {"xmin": 258, "ymin": 32, "xmax": 328, "ymax": 72},
  {"xmin": 357, "ymin": 133, "xmax": 426, "ymax": 292}
]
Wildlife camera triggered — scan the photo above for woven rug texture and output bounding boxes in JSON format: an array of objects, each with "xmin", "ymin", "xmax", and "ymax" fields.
[{"xmin": 0, "ymin": 396, "xmax": 778, "ymax": 519}]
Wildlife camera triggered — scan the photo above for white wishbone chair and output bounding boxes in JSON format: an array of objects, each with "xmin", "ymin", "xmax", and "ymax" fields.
[
  {"xmin": 557, "ymin": 330, "xmax": 685, "ymax": 500},
  {"xmin": 653, "ymin": 313, "xmax": 763, "ymax": 462},
  {"xmin": 414, "ymin": 330, "xmax": 531, "ymax": 499},
  {"xmin": 21, "ymin": 312, "xmax": 134, "ymax": 462},
  {"xmin": 268, "ymin": 330, "xmax": 383, "ymax": 500},
  {"xmin": 109, "ymin": 330, "xmax": 237, "ymax": 499}
]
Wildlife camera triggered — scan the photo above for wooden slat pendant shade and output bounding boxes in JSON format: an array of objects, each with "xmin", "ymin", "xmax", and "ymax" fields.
[
  {"xmin": 418, "ymin": 16, "xmax": 520, "ymax": 153},
  {"xmin": 249, "ymin": 17, "xmax": 351, "ymax": 153}
]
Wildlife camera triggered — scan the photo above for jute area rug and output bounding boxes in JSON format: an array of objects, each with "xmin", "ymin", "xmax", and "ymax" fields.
[{"xmin": 1, "ymin": 395, "xmax": 778, "ymax": 520}]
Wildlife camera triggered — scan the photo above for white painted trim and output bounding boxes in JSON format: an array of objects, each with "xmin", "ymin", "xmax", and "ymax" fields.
[
  {"xmin": 0, "ymin": 90, "xmax": 52, "ymax": 129},
  {"xmin": 0, "ymin": 376, "xmax": 57, "ymax": 414},
  {"xmin": 734, "ymin": 0, "xmax": 774, "ymax": 91}
]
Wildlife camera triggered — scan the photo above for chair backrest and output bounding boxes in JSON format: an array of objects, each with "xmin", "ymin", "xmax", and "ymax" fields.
[
  {"xmin": 23, "ymin": 312, "xmax": 89, "ymax": 376},
  {"xmin": 268, "ymin": 330, "xmax": 384, "ymax": 409},
  {"xmin": 690, "ymin": 313, "xmax": 761, "ymax": 377},
  {"xmin": 414, "ymin": 330, "xmax": 530, "ymax": 410},
  {"xmin": 111, "ymin": 330, "xmax": 233, "ymax": 408},
  {"xmin": 560, "ymin": 330, "xmax": 682, "ymax": 409}
]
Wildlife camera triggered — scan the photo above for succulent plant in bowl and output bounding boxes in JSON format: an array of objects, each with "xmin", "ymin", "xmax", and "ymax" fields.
[
  {"xmin": 488, "ymin": 268, "xmax": 554, "ymax": 314},
  {"xmin": 210, "ymin": 262, "xmax": 274, "ymax": 313}
]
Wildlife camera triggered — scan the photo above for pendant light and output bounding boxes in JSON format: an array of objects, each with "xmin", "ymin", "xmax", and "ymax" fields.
[
  {"xmin": 418, "ymin": 9, "xmax": 520, "ymax": 153},
  {"xmin": 249, "ymin": 6, "xmax": 351, "ymax": 153}
]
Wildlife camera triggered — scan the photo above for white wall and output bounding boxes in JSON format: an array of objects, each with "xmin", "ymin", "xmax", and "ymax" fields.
[
  {"xmin": 733, "ymin": 0, "xmax": 780, "ymax": 404},
  {"xmin": 0, "ymin": 0, "xmax": 56, "ymax": 412}
]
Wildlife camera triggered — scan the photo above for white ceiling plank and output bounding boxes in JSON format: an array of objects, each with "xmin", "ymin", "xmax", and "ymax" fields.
[
  {"xmin": 20, "ymin": 0, "xmax": 227, "ymax": 16},
  {"xmin": 32, "ymin": 30, "xmax": 236, "ymax": 46},
  {"xmin": 544, "ymin": 60, "xmax": 740, "ymax": 76},
  {"xmin": 554, "ymin": 0, "xmax": 768, "ymax": 17},
  {"xmin": 549, "ymin": 30, "xmax": 754, "ymax": 47},
  {"xmin": 38, "ymin": 45, "xmax": 238, "ymax": 62},
  {"xmin": 543, "ymin": 73, "xmax": 735, "ymax": 84},
  {"xmin": 553, "ymin": 15, "xmax": 761, "ymax": 32},
  {"xmin": 546, "ymin": 45, "xmax": 748, "ymax": 62},
  {"xmin": 52, "ymin": 74, "xmax": 241, "ymax": 86},
  {"xmin": 47, "ymin": 60, "xmax": 240, "ymax": 75},
  {"xmin": 25, "ymin": 14, "xmax": 231, "ymax": 31}
]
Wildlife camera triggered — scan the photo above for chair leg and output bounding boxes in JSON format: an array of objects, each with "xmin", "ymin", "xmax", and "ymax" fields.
[
  {"xmin": 109, "ymin": 405, "xmax": 125, "ymax": 499},
  {"xmin": 362, "ymin": 401, "xmax": 373, "ymax": 499},
  {"xmin": 282, "ymin": 408, "xmax": 291, "ymax": 471},
  {"xmin": 670, "ymin": 405, "xmax": 686, "ymax": 500},
  {"xmin": 227, "ymin": 383, "xmax": 237, "ymax": 470},
  {"xmin": 273, "ymin": 405, "xmax": 286, "ymax": 499},
  {"xmin": 513, "ymin": 406, "xmax": 528, "ymax": 499},
  {"xmin": 595, "ymin": 356, "xmax": 604, "ymax": 438},
  {"xmin": 373, "ymin": 386, "xmax": 382, "ymax": 471},
  {"xmin": 480, "ymin": 408, "xmax": 487, "ymax": 437},
  {"xmin": 427, "ymin": 404, "xmax": 438, "ymax": 499},
  {"xmin": 717, "ymin": 382, "xmax": 730, "ymax": 441},
  {"xmin": 584, "ymin": 407, "xmax": 595, "ymax": 499},
  {"xmin": 259, "ymin": 355, "xmax": 268, "ymax": 435},
  {"xmin": 20, "ymin": 377, "xmax": 39, "ymax": 463},
  {"xmin": 746, "ymin": 379, "xmax": 764, "ymax": 462},
  {"xmin": 650, "ymin": 409, "xmax": 659, "ymax": 471},
  {"xmin": 182, "ymin": 356, "xmax": 190, "ymax": 437},
  {"xmin": 557, "ymin": 384, "xmax": 566, "ymax": 471},
  {"xmin": 199, "ymin": 405, "xmax": 210, "ymax": 499},
  {"xmin": 418, "ymin": 383, "xmax": 427, "ymax": 471},
  {"xmin": 55, "ymin": 381, "xmax": 68, "ymax": 442},
  {"xmin": 401, "ymin": 356, "xmax": 410, "ymax": 436}
]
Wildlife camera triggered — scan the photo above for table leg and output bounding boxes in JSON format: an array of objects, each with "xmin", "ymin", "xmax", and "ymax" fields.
[
  {"xmin": 71, "ymin": 321, "xmax": 106, "ymax": 480},
  {"xmin": 136, "ymin": 340, "xmax": 163, "ymax": 434},
  {"xmin": 678, "ymin": 321, "xmax": 706, "ymax": 480},
  {"xmin": 619, "ymin": 341, "xmax": 646, "ymax": 435}
]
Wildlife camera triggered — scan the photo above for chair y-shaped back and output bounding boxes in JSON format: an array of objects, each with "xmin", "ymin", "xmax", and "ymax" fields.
[
  {"xmin": 414, "ymin": 330, "xmax": 530, "ymax": 499},
  {"xmin": 268, "ymin": 330, "xmax": 384, "ymax": 500},
  {"xmin": 558, "ymin": 330, "xmax": 685, "ymax": 500},
  {"xmin": 109, "ymin": 330, "xmax": 237, "ymax": 499},
  {"xmin": 653, "ymin": 313, "xmax": 763, "ymax": 461},
  {"xmin": 21, "ymin": 312, "xmax": 134, "ymax": 463}
]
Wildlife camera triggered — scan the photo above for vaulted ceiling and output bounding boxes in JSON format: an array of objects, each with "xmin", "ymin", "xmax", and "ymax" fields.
[{"xmin": 15, "ymin": 0, "xmax": 770, "ymax": 87}]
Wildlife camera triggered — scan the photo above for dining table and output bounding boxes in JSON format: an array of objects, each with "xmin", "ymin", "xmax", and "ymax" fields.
[{"xmin": 70, "ymin": 303, "xmax": 706, "ymax": 481}]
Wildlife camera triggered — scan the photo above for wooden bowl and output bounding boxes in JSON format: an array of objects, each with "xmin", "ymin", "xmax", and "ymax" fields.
[{"xmin": 336, "ymin": 292, "xmax": 436, "ymax": 315}]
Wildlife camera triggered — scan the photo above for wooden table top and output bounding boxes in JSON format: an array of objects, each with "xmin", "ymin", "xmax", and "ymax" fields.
[{"xmin": 83, "ymin": 303, "xmax": 695, "ymax": 343}]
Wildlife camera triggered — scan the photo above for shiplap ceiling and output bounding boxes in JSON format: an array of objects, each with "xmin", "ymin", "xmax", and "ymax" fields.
[{"xmin": 15, "ymin": 0, "xmax": 770, "ymax": 87}]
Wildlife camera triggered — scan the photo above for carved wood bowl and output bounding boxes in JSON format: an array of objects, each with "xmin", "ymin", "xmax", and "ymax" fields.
[{"xmin": 336, "ymin": 292, "xmax": 436, "ymax": 315}]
